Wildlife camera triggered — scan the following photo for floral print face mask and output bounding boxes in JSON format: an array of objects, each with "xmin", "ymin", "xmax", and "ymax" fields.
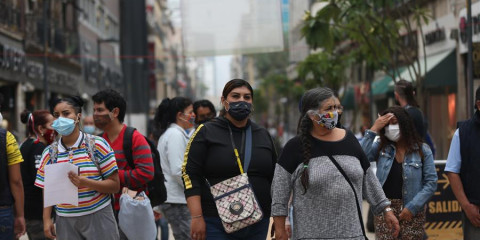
[{"xmin": 310, "ymin": 110, "xmax": 339, "ymax": 130}]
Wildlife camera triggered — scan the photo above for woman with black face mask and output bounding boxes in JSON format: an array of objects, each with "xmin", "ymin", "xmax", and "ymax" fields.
[{"xmin": 183, "ymin": 79, "xmax": 277, "ymax": 240}]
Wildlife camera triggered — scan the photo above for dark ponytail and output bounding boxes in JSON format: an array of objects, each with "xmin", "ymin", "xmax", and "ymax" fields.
[
  {"xmin": 297, "ymin": 87, "xmax": 334, "ymax": 194},
  {"xmin": 395, "ymin": 80, "xmax": 419, "ymax": 107},
  {"xmin": 20, "ymin": 109, "xmax": 51, "ymax": 137},
  {"xmin": 154, "ymin": 97, "xmax": 192, "ymax": 137}
]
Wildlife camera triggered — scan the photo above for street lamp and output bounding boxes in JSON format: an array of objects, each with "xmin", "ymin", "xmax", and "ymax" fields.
[{"xmin": 97, "ymin": 38, "xmax": 119, "ymax": 90}]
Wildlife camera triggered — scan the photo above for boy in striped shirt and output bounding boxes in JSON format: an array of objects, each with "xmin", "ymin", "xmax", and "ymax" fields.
[{"xmin": 35, "ymin": 96, "xmax": 120, "ymax": 240}]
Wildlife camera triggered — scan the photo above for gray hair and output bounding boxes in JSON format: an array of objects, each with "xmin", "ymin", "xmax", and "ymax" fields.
[{"xmin": 300, "ymin": 87, "xmax": 335, "ymax": 116}]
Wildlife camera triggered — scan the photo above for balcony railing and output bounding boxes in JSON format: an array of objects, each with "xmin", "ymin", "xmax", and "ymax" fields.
[
  {"xmin": 25, "ymin": 14, "xmax": 79, "ymax": 59},
  {"xmin": 0, "ymin": 2, "xmax": 23, "ymax": 35}
]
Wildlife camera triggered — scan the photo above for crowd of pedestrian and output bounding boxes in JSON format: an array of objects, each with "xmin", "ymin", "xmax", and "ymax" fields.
[{"xmin": 0, "ymin": 79, "xmax": 479, "ymax": 240}]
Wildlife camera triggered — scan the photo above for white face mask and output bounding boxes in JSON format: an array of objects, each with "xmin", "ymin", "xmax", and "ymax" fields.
[{"xmin": 384, "ymin": 124, "xmax": 401, "ymax": 142}]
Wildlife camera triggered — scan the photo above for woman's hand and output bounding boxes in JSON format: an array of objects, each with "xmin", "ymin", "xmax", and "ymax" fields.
[
  {"xmin": 399, "ymin": 208, "xmax": 413, "ymax": 222},
  {"xmin": 285, "ymin": 223, "xmax": 292, "ymax": 238},
  {"xmin": 275, "ymin": 227, "xmax": 289, "ymax": 240},
  {"xmin": 384, "ymin": 210, "xmax": 400, "ymax": 238},
  {"xmin": 371, "ymin": 113, "xmax": 394, "ymax": 133},
  {"xmin": 68, "ymin": 171, "xmax": 86, "ymax": 188},
  {"xmin": 44, "ymin": 218, "xmax": 56, "ymax": 239},
  {"xmin": 190, "ymin": 217, "xmax": 206, "ymax": 240}
]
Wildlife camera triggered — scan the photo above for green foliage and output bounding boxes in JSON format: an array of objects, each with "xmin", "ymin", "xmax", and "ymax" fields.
[
  {"xmin": 253, "ymin": 89, "xmax": 268, "ymax": 114},
  {"xmin": 251, "ymin": 51, "xmax": 289, "ymax": 76},
  {"xmin": 260, "ymin": 74, "xmax": 304, "ymax": 99},
  {"xmin": 301, "ymin": 3, "xmax": 341, "ymax": 50},
  {"xmin": 297, "ymin": 51, "xmax": 352, "ymax": 91},
  {"xmin": 300, "ymin": 0, "xmax": 432, "ymax": 82},
  {"xmin": 249, "ymin": 52, "xmax": 301, "ymax": 117}
]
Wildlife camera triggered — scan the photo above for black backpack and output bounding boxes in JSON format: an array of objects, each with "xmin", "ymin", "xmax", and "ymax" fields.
[{"xmin": 123, "ymin": 127, "xmax": 167, "ymax": 206}]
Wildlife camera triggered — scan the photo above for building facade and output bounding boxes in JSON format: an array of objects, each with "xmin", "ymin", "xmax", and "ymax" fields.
[
  {"xmin": 77, "ymin": 0, "xmax": 122, "ymax": 116},
  {"xmin": 0, "ymin": 0, "xmax": 82, "ymax": 138}
]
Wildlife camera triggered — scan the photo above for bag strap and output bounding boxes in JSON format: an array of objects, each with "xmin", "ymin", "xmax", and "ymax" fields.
[
  {"xmin": 227, "ymin": 124, "xmax": 252, "ymax": 174},
  {"xmin": 326, "ymin": 155, "xmax": 368, "ymax": 240},
  {"xmin": 244, "ymin": 125, "xmax": 252, "ymax": 171},
  {"xmin": 123, "ymin": 126, "xmax": 136, "ymax": 169}
]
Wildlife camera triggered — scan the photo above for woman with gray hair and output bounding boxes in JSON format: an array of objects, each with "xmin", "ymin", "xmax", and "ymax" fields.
[{"xmin": 271, "ymin": 87, "xmax": 400, "ymax": 240}]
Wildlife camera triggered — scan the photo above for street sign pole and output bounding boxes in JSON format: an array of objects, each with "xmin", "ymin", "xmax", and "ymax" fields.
[{"xmin": 467, "ymin": 0, "xmax": 474, "ymax": 117}]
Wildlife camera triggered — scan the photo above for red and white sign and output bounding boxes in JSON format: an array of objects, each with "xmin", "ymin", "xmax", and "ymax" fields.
[{"xmin": 459, "ymin": 2, "xmax": 480, "ymax": 54}]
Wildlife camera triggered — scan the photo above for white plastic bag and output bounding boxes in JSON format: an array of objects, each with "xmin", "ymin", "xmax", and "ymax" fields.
[{"xmin": 118, "ymin": 190, "xmax": 156, "ymax": 240}]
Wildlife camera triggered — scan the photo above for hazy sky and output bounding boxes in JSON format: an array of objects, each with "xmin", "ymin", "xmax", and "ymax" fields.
[{"xmin": 169, "ymin": 0, "xmax": 232, "ymax": 102}]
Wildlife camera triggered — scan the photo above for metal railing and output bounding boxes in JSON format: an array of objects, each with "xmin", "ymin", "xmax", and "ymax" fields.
[
  {"xmin": 24, "ymin": 14, "xmax": 79, "ymax": 58},
  {"xmin": 0, "ymin": 2, "xmax": 23, "ymax": 35}
]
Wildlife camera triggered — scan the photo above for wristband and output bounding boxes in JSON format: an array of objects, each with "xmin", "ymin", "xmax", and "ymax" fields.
[{"xmin": 191, "ymin": 215, "xmax": 203, "ymax": 219}]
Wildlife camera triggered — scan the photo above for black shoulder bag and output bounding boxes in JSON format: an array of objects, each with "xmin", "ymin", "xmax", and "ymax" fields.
[{"xmin": 326, "ymin": 155, "xmax": 369, "ymax": 240}]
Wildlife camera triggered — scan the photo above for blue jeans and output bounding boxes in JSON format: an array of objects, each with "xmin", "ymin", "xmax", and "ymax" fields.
[
  {"xmin": 204, "ymin": 216, "xmax": 269, "ymax": 240},
  {"xmin": 0, "ymin": 206, "xmax": 14, "ymax": 240},
  {"xmin": 156, "ymin": 217, "xmax": 169, "ymax": 240}
]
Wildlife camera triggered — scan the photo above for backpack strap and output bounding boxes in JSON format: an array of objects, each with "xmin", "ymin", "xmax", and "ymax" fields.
[
  {"xmin": 49, "ymin": 141, "xmax": 59, "ymax": 164},
  {"xmin": 123, "ymin": 126, "xmax": 136, "ymax": 169},
  {"xmin": 84, "ymin": 133, "xmax": 102, "ymax": 175},
  {"xmin": 50, "ymin": 134, "xmax": 102, "ymax": 177}
]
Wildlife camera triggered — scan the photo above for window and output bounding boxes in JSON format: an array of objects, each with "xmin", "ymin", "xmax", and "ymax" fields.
[
  {"xmin": 108, "ymin": 16, "xmax": 117, "ymax": 38},
  {"xmin": 96, "ymin": 6, "xmax": 104, "ymax": 31},
  {"xmin": 105, "ymin": 16, "xmax": 110, "ymax": 34},
  {"xmin": 89, "ymin": 0, "xmax": 95, "ymax": 26}
]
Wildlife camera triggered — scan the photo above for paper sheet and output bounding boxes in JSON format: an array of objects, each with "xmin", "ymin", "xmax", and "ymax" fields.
[{"xmin": 44, "ymin": 163, "xmax": 79, "ymax": 207}]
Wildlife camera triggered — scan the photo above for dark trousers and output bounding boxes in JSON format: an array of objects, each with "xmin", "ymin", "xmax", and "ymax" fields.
[{"xmin": 204, "ymin": 216, "xmax": 269, "ymax": 240}]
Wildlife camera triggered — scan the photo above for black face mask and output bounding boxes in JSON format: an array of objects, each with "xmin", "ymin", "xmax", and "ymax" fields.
[
  {"xmin": 197, "ymin": 118, "xmax": 213, "ymax": 124},
  {"xmin": 227, "ymin": 101, "xmax": 252, "ymax": 121}
]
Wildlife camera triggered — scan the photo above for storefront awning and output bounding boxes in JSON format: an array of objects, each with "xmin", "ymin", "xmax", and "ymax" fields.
[
  {"xmin": 424, "ymin": 50, "xmax": 457, "ymax": 89},
  {"xmin": 372, "ymin": 67, "xmax": 406, "ymax": 97},
  {"xmin": 341, "ymin": 86, "xmax": 355, "ymax": 110},
  {"xmin": 391, "ymin": 49, "xmax": 456, "ymax": 88}
]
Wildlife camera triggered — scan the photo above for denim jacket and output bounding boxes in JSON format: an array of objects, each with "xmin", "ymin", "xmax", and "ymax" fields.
[{"xmin": 361, "ymin": 130, "xmax": 437, "ymax": 215}]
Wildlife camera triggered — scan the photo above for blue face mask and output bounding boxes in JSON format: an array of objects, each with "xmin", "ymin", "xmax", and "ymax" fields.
[
  {"xmin": 83, "ymin": 125, "xmax": 96, "ymax": 134},
  {"xmin": 52, "ymin": 117, "xmax": 77, "ymax": 136}
]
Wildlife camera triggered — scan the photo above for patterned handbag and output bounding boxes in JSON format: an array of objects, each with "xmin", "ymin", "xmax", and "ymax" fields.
[{"xmin": 208, "ymin": 125, "xmax": 263, "ymax": 233}]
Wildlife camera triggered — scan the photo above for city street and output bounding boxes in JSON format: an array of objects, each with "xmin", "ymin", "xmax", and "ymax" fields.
[{"xmin": 1, "ymin": 0, "xmax": 475, "ymax": 239}]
